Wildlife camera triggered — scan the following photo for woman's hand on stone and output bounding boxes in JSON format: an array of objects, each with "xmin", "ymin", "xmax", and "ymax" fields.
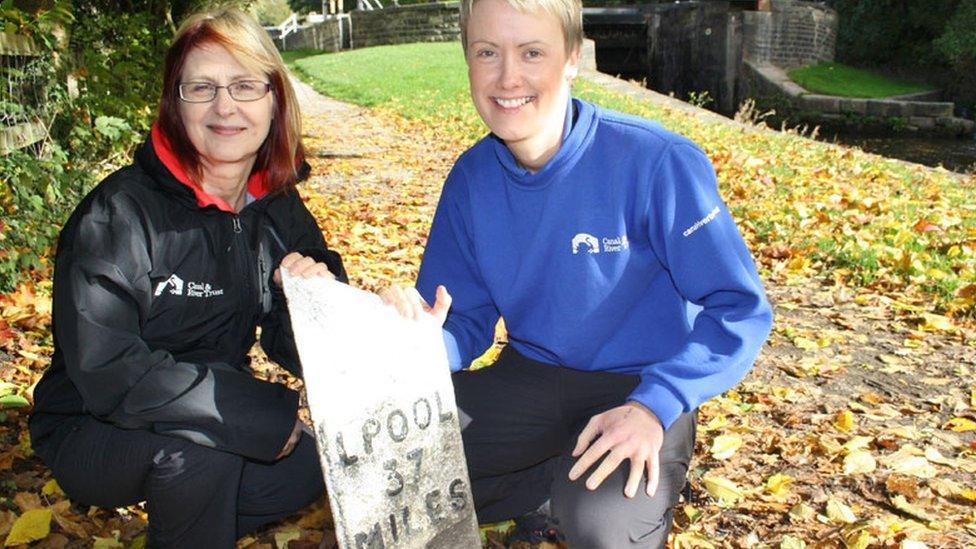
[
  {"xmin": 378, "ymin": 284, "xmax": 452, "ymax": 325},
  {"xmin": 274, "ymin": 252, "xmax": 335, "ymax": 286}
]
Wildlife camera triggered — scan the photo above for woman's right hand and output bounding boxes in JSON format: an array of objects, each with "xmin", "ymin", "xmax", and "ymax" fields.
[{"xmin": 378, "ymin": 285, "xmax": 452, "ymax": 325}]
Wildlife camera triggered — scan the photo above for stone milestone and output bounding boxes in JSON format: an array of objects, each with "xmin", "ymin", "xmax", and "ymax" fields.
[{"xmin": 282, "ymin": 274, "xmax": 480, "ymax": 548}]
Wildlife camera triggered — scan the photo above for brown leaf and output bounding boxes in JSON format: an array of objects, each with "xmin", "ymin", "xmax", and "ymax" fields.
[{"xmin": 13, "ymin": 491, "xmax": 43, "ymax": 512}]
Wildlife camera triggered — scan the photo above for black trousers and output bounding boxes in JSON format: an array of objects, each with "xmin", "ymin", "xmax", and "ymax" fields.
[
  {"xmin": 453, "ymin": 347, "xmax": 697, "ymax": 548},
  {"xmin": 33, "ymin": 417, "xmax": 324, "ymax": 548}
]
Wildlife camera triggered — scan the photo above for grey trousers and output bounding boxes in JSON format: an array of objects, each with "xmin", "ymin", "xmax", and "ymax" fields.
[
  {"xmin": 453, "ymin": 347, "xmax": 697, "ymax": 548},
  {"xmin": 32, "ymin": 416, "xmax": 324, "ymax": 548}
]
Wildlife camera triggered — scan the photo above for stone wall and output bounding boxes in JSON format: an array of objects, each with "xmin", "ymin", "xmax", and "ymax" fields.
[
  {"xmin": 280, "ymin": 18, "xmax": 344, "ymax": 52},
  {"xmin": 646, "ymin": 2, "xmax": 742, "ymax": 114},
  {"xmin": 744, "ymin": 0, "xmax": 835, "ymax": 68},
  {"xmin": 350, "ymin": 2, "xmax": 460, "ymax": 49}
]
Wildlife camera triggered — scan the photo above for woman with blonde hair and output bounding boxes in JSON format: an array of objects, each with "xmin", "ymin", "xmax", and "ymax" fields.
[{"xmin": 29, "ymin": 9, "xmax": 340, "ymax": 546}]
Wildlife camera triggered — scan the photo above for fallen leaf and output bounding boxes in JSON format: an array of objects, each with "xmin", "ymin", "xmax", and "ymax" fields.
[
  {"xmin": 780, "ymin": 535, "xmax": 806, "ymax": 549},
  {"xmin": 890, "ymin": 495, "xmax": 934, "ymax": 521},
  {"xmin": 701, "ymin": 475, "xmax": 743, "ymax": 506},
  {"xmin": 843, "ymin": 450, "xmax": 877, "ymax": 475},
  {"xmin": 943, "ymin": 417, "xmax": 976, "ymax": 432},
  {"xmin": 709, "ymin": 434, "xmax": 743, "ymax": 460},
  {"xmin": 825, "ymin": 498, "xmax": 856, "ymax": 524},
  {"xmin": 4, "ymin": 508, "xmax": 52, "ymax": 546},
  {"xmin": 833, "ymin": 409, "xmax": 855, "ymax": 433},
  {"xmin": 765, "ymin": 473, "xmax": 793, "ymax": 497}
]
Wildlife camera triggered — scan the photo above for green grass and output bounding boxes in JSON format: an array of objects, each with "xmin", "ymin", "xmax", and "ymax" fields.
[
  {"xmin": 289, "ymin": 42, "xmax": 470, "ymax": 118},
  {"xmin": 286, "ymin": 42, "xmax": 976, "ymax": 316},
  {"xmin": 787, "ymin": 62, "xmax": 932, "ymax": 98}
]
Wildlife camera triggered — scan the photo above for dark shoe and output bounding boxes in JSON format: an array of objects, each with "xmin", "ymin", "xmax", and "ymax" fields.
[{"xmin": 506, "ymin": 501, "xmax": 564, "ymax": 545}]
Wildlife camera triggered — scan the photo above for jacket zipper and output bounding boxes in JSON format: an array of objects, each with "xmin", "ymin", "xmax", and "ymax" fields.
[{"xmin": 232, "ymin": 215, "xmax": 260, "ymax": 317}]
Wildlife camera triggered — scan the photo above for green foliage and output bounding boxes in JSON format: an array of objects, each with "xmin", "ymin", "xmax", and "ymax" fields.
[
  {"xmin": 250, "ymin": 0, "xmax": 293, "ymax": 25},
  {"xmin": 934, "ymin": 0, "xmax": 976, "ymax": 105},
  {"xmin": 287, "ymin": 0, "xmax": 321, "ymax": 14},
  {"xmin": 0, "ymin": 1, "xmax": 181, "ymax": 291},
  {"xmin": 826, "ymin": 0, "xmax": 960, "ymax": 67},
  {"xmin": 787, "ymin": 62, "xmax": 931, "ymax": 98}
]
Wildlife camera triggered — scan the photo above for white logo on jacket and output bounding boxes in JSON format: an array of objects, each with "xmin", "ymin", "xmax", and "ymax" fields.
[
  {"xmin": 572, "ymin": 233, "xmax": 600, "ymax": 254},
  {"xmin": 683, "ymin": 206, "xmax": 721, "ymax": 237},
  {"xmin": 572, "ymin": 233, "xmax": 630, "ymax": 254},
  {"xmin": 154, "ymin": 274, "xmax": 184, "ymax": 296},
  {"xmin": 154, "ymin": 274, "xmax": 224, "ymax": 298}
]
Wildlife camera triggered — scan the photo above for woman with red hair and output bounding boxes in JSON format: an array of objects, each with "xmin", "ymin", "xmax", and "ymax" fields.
[{"xmin": 29, "ymin": 9, "xmax": 340, "ymax": 546}]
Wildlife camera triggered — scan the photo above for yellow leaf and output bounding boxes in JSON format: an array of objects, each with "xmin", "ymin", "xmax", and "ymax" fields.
[
  {"xmin": 92, "ymin": 536, "xmax": 123, "ymax": 549},
  {"xmin": 826, "ymin": 498, "xmax": 856, "ymax": 524},
  {"xmin": 844, "ymin": 529, "xmax": 872, "ymax": 549},
  {"xmin": 888, "ymin": 455, "xmax": 937, "ymax": 479},
  {"xmin": 765, "ymin": 473, "xmax": 794, "ymax": 497},
  {"xmin": 4, "ymin": 508, "xmax": 52, "ymax": 546},
  {"xmin": 789, "ymin": 502, "xmax": 816, "ymax": 522},
  {"xmin": 702, "ymin": 475, "xmax": 743, "ymax": 506},
  {"xmin": 703, "ymin": 414, "xmax": 728, "ymax": 431},
  {"xmin": 943, "ymin": 417, "xmax": 976, "ymax": 432},
  {"xmin": 843, "ymin": 450, "xmax": 877, "ymax": 475},
  {"xmin": 709, "ymin": 434, "xmax": 743, "ymax": 460},
  {"xmin": 920, "ymin": 313, "xmax": 956, "ymax": 333},
  {"xmin": 890, "ymin": 495, "xmax": 933, "ymax": 522},
  {"xmin": 900, "ymin": 541, "xmax": 929, "ymax": 549},
  {"xmin": 793, "ymin": 336, "xmax": 818, "ymax": 350},
  {"xmin": 274, "ymin": 528, "xmax": 301, "ymax": 549},
  {"xmin": 842, "ymin": 436, "xmax": 873, "ymax": 453},
  {"xmin": 833, "ymin": 409, "xmax": 855, "ymax": 433},
  {"xmin": 780, "ymin": 535, "xmax": 806, "ymax": 549},
  {"xmin": 41, "ymin": 480, "xmax": 64, "ymax": 497}
]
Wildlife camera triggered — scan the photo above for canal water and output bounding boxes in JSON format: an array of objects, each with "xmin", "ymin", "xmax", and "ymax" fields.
[{"xmin": 822, "ymin": 132, "xmax": 976, "ymax": 174}]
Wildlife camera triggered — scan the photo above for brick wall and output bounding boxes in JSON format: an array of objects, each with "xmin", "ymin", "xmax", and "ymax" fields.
[
  {"xmin": 743, "ymin": 0, "xmax": 836, "ymax": 68},
  {"xmin": 350, "ymin": 3, "xmax": 460, "ymax": 49}
]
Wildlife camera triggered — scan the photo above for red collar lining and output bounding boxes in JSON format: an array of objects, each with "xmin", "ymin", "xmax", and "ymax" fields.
[{"xmin": 151, "ymin": 122, "xmax": 269, "ymax": 212}]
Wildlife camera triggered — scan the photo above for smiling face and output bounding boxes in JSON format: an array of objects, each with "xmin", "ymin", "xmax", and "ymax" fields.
[
  {"xmin": 178, "ymin": 43, "xmax": 274, "ymax": 175},
  {"xmin": 465, "ymin": 0, "xmax": 580, "ymax": 169}
]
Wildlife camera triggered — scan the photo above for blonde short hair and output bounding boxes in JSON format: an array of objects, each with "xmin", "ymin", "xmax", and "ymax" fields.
[{"xmin": 459, "ymin": 0, "xmax": 583, "ymax": 55}]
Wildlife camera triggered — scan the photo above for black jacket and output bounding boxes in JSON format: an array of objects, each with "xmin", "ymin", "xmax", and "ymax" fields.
[{"xmin": 29, "ymin": 135, "xmax": 346, "ymax": 462}]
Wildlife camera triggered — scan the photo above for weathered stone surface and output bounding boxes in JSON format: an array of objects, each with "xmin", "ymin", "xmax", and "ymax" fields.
[
  {"xmin": 865, "ymin": 99, "xmax": 904, "ymax": 117},
  {"xmin": 908, "ymin": 116, "xmax": 936, "ymax": 130},
  {"xmin": 283, "ymin": 274, "xmax": 480, "ymax": 549},
  {"xmin": 801, "ymin": 94, "xmax": 839, "ymax": 112},
  {"xmin": 838, "ymin": 98, "xmax": 867, "ymax": 115},
  {"xmin": 908, "ymin": 101, "xmax": 953, "ymax": 118}
]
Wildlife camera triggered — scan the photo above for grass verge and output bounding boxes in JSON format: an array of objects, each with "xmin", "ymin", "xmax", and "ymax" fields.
[{"xmin": 787, "ymin": 62, "xmax": 932, "ymax": 98}]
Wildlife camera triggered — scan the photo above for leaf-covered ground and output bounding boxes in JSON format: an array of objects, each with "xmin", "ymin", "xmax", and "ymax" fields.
[{"xmin": 0, "ymin": 74, "xmax": 975, "ymax": 547}]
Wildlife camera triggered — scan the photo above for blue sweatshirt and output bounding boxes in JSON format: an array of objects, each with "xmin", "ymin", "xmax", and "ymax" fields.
[{"xmin": 417, "ymin": 98, "xmax": 773, "ymax": 429}]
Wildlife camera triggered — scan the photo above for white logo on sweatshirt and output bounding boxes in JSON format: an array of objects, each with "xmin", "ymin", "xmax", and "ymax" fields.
[
  {"xmin": 683, "ymin": 206, "xmax": 721, "ymax": 237},
  {"xmin": 572, "ymin": 233, "xmax": 600, "ymax": 254},
  {"xmin": 572, "ymin": 233, "xmax": 630, "ymax": 254},
  {"xmin": 154, "ymin": 274, "xmax": 224, "ymax": 298}
]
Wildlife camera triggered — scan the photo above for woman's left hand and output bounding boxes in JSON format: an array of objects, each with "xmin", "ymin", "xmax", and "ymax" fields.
[
  {"xmin": 378, "ymin": 284, "xmax": 452, "ymax": 325},
  {"xmin": 274, "ymin": 252, "xmax": 335, "ymax": 286}
]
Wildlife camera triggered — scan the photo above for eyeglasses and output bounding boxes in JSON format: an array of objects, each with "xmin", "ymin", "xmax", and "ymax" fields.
[{"xmin": 178, "ymin": 80, "xmax": 272, "ymax": 103}]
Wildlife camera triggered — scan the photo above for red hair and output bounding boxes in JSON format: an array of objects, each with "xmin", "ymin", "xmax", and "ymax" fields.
[{"xmin": 158, "ymin": 10, "xmax": 304, "ymax": 194}]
